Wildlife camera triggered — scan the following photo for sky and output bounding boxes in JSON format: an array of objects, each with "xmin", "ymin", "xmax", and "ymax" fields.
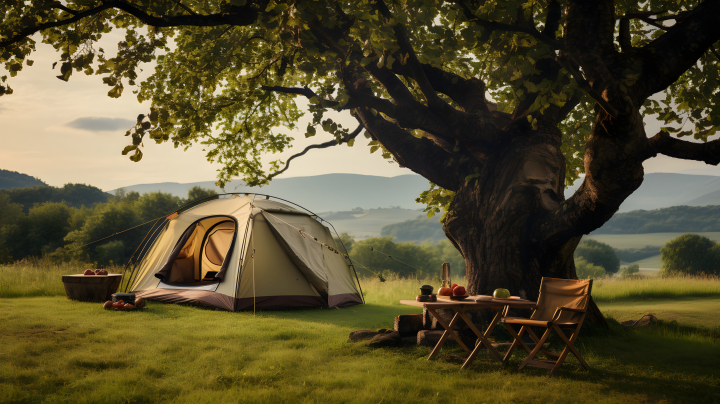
[{"xmin": 1, "ymin": 36, "xmax": 719, "ymax": 192}]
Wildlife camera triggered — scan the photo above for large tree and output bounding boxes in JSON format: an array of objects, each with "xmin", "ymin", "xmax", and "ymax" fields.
[{"xmin": 3, "ymin": 0, "xmax": 720, "ymax": 325}]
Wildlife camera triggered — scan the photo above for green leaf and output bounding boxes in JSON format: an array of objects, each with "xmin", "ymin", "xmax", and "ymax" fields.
[{"xmin": 121, "ymin": 145, "xmax": 137, "ymax": 155}]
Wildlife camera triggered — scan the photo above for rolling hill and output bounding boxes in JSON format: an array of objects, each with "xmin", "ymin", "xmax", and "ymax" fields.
[
  {"xmin": 108, "ymin": 173, "xmax": 431, "ymax": 213},
  {"xmin": 0, "ymin": 169, "xmax": 46, "ymax": 190}
]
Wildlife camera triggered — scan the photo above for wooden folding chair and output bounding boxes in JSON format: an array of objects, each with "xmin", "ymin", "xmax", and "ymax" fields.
[{"xmin": 500, "ymin": 277, "xmax": 592, "ymax": 376}]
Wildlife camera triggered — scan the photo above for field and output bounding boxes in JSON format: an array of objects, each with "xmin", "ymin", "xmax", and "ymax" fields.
[
  {"xmin": 1, "ymin": 262, "xmax": 719, "ymax": 404},
  {"xmin": 318, "ymin": 208, "xmax": 424, "ymax": 239},
  {"xmin": 584, "ymin": 232, "xmax": 720, "ymax": 274}
]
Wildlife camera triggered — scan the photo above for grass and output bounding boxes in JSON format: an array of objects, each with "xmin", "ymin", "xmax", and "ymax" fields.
[
  {"xmin": 1, "ymin": 261, "xmax": 719, "ymax": 403},
  {"xmin": 593, "ymin": 275, "xmax": 720, "ymax": 302},
  {"xmin": 0, "ymin": 257, "xmax": 123, "ymax": 299}
]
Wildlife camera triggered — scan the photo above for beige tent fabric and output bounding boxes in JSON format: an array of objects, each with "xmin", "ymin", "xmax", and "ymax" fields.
[
  {"xmin": 530, "ymin": 278, "xmax": 592, "ymax": 323},
  {"xmin": 236, "ymin": 214, "xmax": 321, "ymax": 300},
  {"xmin": 127, "ymin": 195, "xmax": 362, "ymax": 311},
  {"xmin": 262, "ymin": 211, "xmax": 329, "ymax": 297}
]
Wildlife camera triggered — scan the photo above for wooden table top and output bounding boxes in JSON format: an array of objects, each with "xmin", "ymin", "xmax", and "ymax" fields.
[{"xmin": 400, "ymin": 296, "xmax": 536, "ymax": 309}]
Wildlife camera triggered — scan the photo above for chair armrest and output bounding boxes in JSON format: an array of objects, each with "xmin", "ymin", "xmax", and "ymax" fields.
[
  {"xmin": 550, "ymin": 306, "xmax": 586, "ymax": 322},
  {"xmin": 557, "ymin": 306, "xmax": 585, "ymax": 313}
]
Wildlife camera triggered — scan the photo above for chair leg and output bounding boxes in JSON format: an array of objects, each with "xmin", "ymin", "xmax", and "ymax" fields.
[
  {"xmin": 519, "ymin": 327, "xmax": 551, "ymax": 370},
  {"xmin": 552, "ymin": 324, "xmax": 589, "ymax": 370},
  {"xmin": 526, "ymin": 328, "xmax": 559, "ymax": 360}
]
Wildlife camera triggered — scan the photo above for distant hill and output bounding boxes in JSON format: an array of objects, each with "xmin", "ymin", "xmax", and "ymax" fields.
[
  {"xmin": 109, "ymin": 174, "xmax": 431, "ymax": 213},
  {"xmin": 567, "ymin": 173, "xmax": 720, "ymax": 212},
  {"xmin": 0, "ymin": 169, "xmax": 46, "ymax": 189},
  {"xmin": 381, "ymin": 215, "xmax": 444, "ymax": 242},
  {"xmin": 592, "ymin": 205, "xmax": 720, "ymax": 234},
  {"xmin": 1, "ymin": 183, "xmax": 111, "ymax": 213},
  {"xmin": 318, "ymin": 207, "xmax": 424, "ymax": 238}
]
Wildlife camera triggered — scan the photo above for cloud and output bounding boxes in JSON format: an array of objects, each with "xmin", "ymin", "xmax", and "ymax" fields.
[{"xmin": 65, "ymin": 117, "xmax": 135, "ymax": 132}]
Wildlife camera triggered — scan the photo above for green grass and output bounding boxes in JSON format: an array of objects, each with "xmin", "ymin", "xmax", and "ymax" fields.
[
  {"xmin": 1, "ymin": 263, "xmax": 720, "ymax": 403},
  {"xmin": 0, "ymin": 258, "xmax": 123, "ymax": 298},
  {"xmin": 593, "ymin": 275, "xmax": 720, "ymax": 302}
]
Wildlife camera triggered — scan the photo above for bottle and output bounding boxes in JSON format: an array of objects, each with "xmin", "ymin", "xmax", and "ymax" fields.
[{"xmin": 441, "ymin": 262, "xmax": 451, "ymax": 288}]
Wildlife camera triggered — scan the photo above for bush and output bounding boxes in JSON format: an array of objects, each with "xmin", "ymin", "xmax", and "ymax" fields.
[
  {"xmin": 619, "ymin": 264, "xmax": 640, "ymax": 278},
  {"xmin": 575, "ymin": 239, "xmax": 620, "ymax": 274},
  {"xmin": 660, "ymin": 233, "xmax": 720, "ymax": 276},
  {"xmin": 575, "ymin": 257, "xmax": 606, "ymax": 279}
]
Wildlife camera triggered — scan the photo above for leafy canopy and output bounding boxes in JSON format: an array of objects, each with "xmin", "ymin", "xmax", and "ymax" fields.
[{"xmin": 1, "ymin": 0, "xmax": 718, "ymax": 193}]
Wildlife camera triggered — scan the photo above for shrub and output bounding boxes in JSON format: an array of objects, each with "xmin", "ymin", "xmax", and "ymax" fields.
[
  {"xmin": 575, "ymin": 239, "xmax": 620, "ymax": 274},
  {"xmin": 660, "ymin": 233, "xmax": 720, "ymax": 276},
  {"xmin": 575, "ymin": 257, "xmax": 606, "ymax": 279}
]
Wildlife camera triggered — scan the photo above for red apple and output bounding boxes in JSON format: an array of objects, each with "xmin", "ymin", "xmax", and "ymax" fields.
[
  {"xmin": 451, "ymin": 283, "xmax": 458, "ymax": 290},
  {"xmin": 83, "ymin": 269, "xmax": 95, "ymax": 275},
  {"xmin": 438, "ymin": 287, "xmax": 452, "ymax": 296},
  {"xmin": 112, "ymin": 301, "xmax": 125, "ymax": 309},
  {"xmin": 103, "ymin": 301, "xmax": 113, "ymax": 310},
  {"xmin": 134, "ymin": 298, "xmax": 146, "ymax": 309},
  {"xmin": 453, "ymin": 286, "xmax": 467, "ymax": 296}
]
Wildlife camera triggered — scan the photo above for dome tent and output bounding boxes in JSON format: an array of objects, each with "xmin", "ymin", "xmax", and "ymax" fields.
[{"xmin": 120, "ymin": 194, "xmax": 363, "ymax": 311}]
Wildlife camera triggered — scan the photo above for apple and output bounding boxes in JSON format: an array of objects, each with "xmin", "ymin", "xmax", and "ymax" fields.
[
  {"xmin": 453, "ymin": 286, "xmax": 467, "ymax": 296},
  {"xmin": 95, "ymin": 269, "xmax": 108, "ymax": 275},
  {"xmin": 493, "ymin": 288, "xmax": 511, "ymax": 298},
  {"xmin": 83, "ymin": 269, "xmax": 95, "ymax": 275},
  {"xmin": 103, "ymin": 301, "xmax": 113, "ymax": 310},
  {"xmin": 438, "ymin": 287, "xmax": 452, "ymax": 296},
  {"xmin": 134, "ymin": 298, "xmax": 146, "ymax": 309},
  {"xmin": 112, "ymin": 301, "xmax": 125, "ymax": 309},
  {"xmin": 451, "ymin": 283, "xmax": 458, "ymax": 290}
]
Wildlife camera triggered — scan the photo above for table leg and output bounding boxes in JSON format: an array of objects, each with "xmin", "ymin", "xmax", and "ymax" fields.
[
  {"xmin": 426, "ymin": 308, "xmax": 470, "ymax": 360},
  {"xmin": 461, "ymin": 310, "xmax": 504, "ymax": 368}
]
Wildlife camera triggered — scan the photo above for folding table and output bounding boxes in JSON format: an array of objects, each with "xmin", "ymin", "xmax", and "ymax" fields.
[{"xmin": 400, "ymin": 297, "xmax": 536, "ymax": 369}]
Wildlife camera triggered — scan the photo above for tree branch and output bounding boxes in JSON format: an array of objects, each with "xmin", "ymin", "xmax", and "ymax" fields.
[
  {"xmin": 640, "ymin": 0, "xmax": 720, "ymax": 99},
  {"xmin": 355, "ymin": 108, "xmax": 463, "ymax": 190},
  {"xmin": 266, "ymin": 124, "xmax": 364, "ymax": 181},
  {"xmin": 1, "ymin": 0, "xmax": 268, "ymax": 50},
  {"xmin": 454, "ymin": 0, "xmax": 562, "ymax": 49},
  {"xmin": 645, "ymin": 130, "xmax": 720, "ymax": 165},
  {"xmin": 260, "ymin": 85, "xmax": 339, "ymax": 107}
]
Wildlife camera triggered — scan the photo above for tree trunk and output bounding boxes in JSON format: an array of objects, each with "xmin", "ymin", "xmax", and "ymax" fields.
[{"xmin": 443, "ymin": 124, "xmax": 608, "ymax": 329}]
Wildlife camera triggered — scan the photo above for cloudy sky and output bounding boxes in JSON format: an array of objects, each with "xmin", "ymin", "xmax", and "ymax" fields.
[{"xmin": 1, "ymin": 36, "xmax": 718, "ymax": 192}]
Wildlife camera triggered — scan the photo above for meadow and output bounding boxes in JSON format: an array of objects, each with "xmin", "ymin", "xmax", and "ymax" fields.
[{"xmin": 1, "ymin": 261, "xmax": 719, "ymax": 404}]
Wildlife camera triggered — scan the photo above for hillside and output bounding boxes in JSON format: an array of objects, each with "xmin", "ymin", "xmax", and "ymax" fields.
[
  {"xmin": 592, "ymin": 205, "xmax": 720, "ymax": 234},
  {"xmin": 0, "ymin": 169, "xmax": 46, "ymax": 189},
  {"xmin": 108, "ymin": 173, "xmax": 431, "ymax": 213},
  {"xmin": 1, "ymin": 183, "xmax": 111, "ymax": 212},
  {"xmin": 567, "ymin": 173, "xmax": 720, "ymax": 212},
  {"xmin": 318, "ymin": 208, "xmax": 424, "ymax": 238}
]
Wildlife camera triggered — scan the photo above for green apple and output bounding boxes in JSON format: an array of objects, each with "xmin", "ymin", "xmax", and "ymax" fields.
[{"xmin": 493, "ymin": 288, "xmax": 511, "ymax": 298}]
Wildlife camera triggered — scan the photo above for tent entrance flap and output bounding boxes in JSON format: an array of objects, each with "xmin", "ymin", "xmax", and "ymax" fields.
[{"xmin": 262, "ymin": 212, "xmax": 329, "ymax": 298}]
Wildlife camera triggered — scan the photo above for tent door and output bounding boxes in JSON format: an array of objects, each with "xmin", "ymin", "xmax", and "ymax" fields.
[{"xmin": 199, "ymin": 220, "xmax": 236, "ymax": 280}]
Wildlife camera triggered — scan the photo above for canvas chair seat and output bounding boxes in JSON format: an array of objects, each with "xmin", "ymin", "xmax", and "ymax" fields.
[
  {"xmin": 501, "ymin": 317, "xmax": 580, "ymax": 328},
  {"xmin": 501, "ymin": 277, "xmax": 593, "ymax": 376}
]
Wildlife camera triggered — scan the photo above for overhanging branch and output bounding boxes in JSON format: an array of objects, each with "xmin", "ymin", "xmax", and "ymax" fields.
[
  {"xmin": 266, "ymin": 124, "xmax": 364, "ymax": 181},
  {"xmin": 1, "ymin": 0, "xmax": 268, "ymax": 50},
  {"xmin": 645, "ymin": 130, "xmax": 720, "ymax": 165}
]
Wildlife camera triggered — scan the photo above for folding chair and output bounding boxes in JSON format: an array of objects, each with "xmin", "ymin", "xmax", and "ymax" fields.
[{"xmin": 500, "ymin": 277, "xmax": 592, "ymax": 376}]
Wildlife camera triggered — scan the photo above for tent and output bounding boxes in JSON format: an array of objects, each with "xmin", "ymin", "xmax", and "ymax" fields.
[{"xmin": 120, "ymin": 194, "xmax": 364, "ymax": 311}]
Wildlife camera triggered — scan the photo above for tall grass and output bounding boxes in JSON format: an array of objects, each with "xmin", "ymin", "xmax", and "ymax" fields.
[
  {"xmin": 592, "ymin": 274, "xmax": 720, "ymax": 302},
  {"xmin": 0, "ymin": 256, "xmax": 123, "ymax": 298}
]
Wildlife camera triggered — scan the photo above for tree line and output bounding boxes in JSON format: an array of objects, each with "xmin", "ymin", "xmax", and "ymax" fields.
[
  {"xmin": 334, "ymin": 233, "xmax": 465, "ymax": 280},
  {"xmin": 0, "ymin": 185, "xmax": 217, "ymax": 265}
]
